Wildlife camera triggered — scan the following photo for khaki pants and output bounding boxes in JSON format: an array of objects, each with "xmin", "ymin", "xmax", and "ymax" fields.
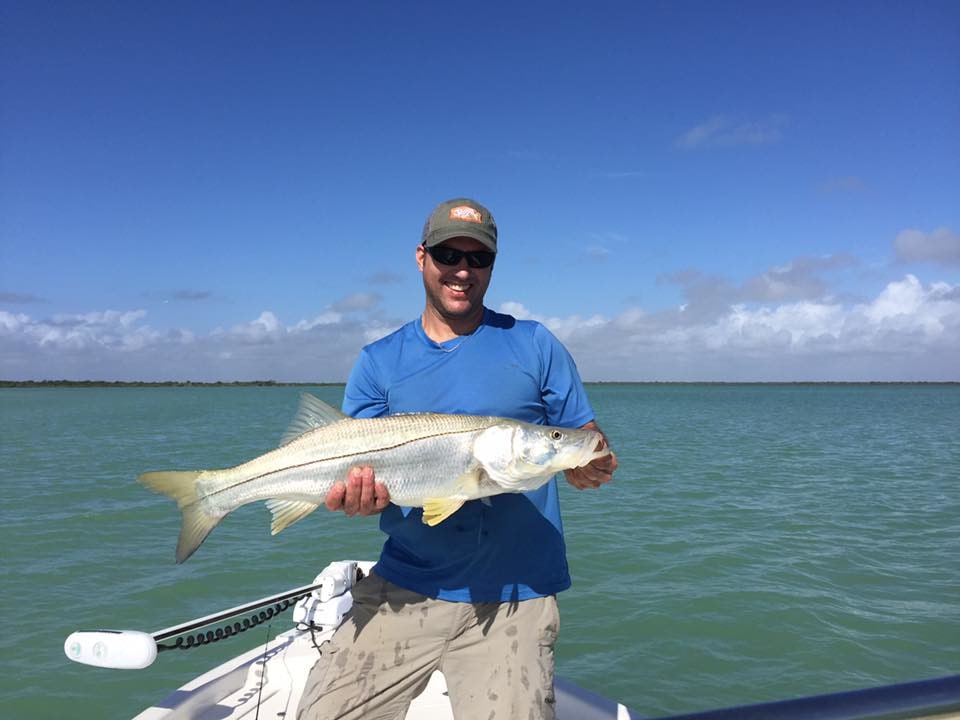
[{"xmin": 297, "ymin": 573, "xmax": 559, "ymax": 720}]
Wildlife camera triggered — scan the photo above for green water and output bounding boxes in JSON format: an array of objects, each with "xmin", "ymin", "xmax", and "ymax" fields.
[{"xmin": 1, "ymin": 384, "xmax": 957, "ymax": 718}]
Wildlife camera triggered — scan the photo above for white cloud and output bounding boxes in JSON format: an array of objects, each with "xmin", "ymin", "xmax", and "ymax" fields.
[
  {"xmin": 499, "ymin": 301, "xmax": 607, "ymax": 343},
  {"xmin": 172, "ymin": 290, "xmax": 212, "ymax": 301},
  {"xmin": 583, "ymin": 245, "xmax": 611, "ymax": 262},
  {"xmin": 894, "ymin": 227, "xmax": 960, "ymax": 266},
  {"xmin": 2, "ymin": 275, "xmax": 958, "ymax": 383},
  {"xmin": 368, "ymin": 272, "xmax": 405, "ymax": 285},
  {"xmin": 222, "ymin": 311, "xmax": 284, "ymax": 342},
  {"xmin": 589, "ymin": 170, "xmax": 646, "ymax": 180},
  {"xmin": 677, "ymin": 114, "xmax": 789, "ymax": 149},
  {"xmin": 0, "ymin": 309, "xmax": 164, "ymax": 351},
  {"xmin": 819, "ymin": 176, "xmax": 866, "ymax": 193},
  {"xmin": 332, "ymin": 292, "xmax": 381, "ymax": 312},
  {"xmin": 502, "ymin": 274, "xmax": 960, "ymax": 381},
  {"xmin": 741, "ymin": 254, "xmax": 858, "ymax": 303},
  {"xmin": 0, "ymin": 292, "xmax": 44, "ymax": 304},
  {"xmin": 658, "ymin": 254, "xmax": 858, "ymax": 323},
  {"xmin": 0, "ymin": 311, "xmax": 30, "ymax": 332},
  {"xmin": 0, "ymin": 294, "xmax": 403, "ymax": 382},
  {"xmin": 862, "ymin": 274, "xmax": 957, "ymax": 336},
  {"xmin": 292, "ymin": 311, "xmax": 342, "ymax": 333}
]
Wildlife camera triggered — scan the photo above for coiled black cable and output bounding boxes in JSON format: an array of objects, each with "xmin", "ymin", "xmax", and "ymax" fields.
[{"xmin": 157, "ymin": 596, "xmax": 305, "ymax": 652}]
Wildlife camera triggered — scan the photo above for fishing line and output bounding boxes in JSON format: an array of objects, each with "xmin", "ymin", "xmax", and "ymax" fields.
[{"xmin": 254, "ymin": 622, "xmax": 271, "ymax": 720}]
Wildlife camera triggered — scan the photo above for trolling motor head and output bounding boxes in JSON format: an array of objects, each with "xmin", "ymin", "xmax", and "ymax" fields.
[{"xmin": 64, "ymin": 630, "xmax": 158, "ymax": 670}]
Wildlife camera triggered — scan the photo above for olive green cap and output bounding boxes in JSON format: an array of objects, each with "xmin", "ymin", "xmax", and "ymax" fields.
[{"xmin": 421, "ymin": 197, "xmax": 497, "ymax": 252}]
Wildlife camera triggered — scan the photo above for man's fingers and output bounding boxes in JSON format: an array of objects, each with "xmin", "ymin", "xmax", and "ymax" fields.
[
  {"xmin": 325, "ymin": 480, "xmax": 347, "ymax": 511},
  {"xmin": 357, "ymin": 466, "xmax": 375, "ymax": 514},
  {"xmin": 325, "ymin": 466, "xmax": 390, "ymax": 516},
  {"xmin": 341, "ymin": 467, "xmax": 362, "ymax": 516},
  {"xmin": 565, "ymin": 451, "xmax": 617, "ymax": 490},
  {"xmin": 373, "ymin": 481, "xmax": 391, "ymax": 510}
]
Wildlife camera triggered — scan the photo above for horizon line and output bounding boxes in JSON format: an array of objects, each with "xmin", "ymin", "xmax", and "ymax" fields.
[{"xmin": 3, "ymin": 380, "xmax": 958, "ymax": 388}]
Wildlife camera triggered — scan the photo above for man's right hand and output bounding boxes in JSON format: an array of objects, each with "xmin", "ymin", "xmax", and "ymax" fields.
[{"xmin": 325, "ymin": 465, "xmax": 391, "ymax": 516}]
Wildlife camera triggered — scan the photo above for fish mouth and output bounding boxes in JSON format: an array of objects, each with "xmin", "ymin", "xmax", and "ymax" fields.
[{"xmin": 574, "ymin": 431, "xmax": 609, "ymax": 467}]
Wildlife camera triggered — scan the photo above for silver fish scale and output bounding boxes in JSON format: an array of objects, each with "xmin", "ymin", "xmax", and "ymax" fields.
[{"xmin": 195, "ymin": 413, "xmax": 504, "ymax": 515}]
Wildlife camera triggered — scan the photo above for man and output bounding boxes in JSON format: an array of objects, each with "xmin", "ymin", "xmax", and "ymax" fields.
[{"xmin": 297, "ymin": 198, "xmax": 617, "ymax": 720}]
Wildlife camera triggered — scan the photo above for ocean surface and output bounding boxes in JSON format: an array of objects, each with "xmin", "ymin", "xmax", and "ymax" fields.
[{"xmin": 1, "ymin": 384, "xmax": 957, "ymax": 719}]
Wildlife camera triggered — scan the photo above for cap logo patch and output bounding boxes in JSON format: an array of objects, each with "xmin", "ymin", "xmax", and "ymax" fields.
[{"xmin": 448, "ymin": 205, "xmax": 483, "ymax": 224}]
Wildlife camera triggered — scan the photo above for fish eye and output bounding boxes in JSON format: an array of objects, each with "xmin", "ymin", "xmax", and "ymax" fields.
[{"xmin": 550, "ymin": 430, "xmax": 563, "ymax": 440}]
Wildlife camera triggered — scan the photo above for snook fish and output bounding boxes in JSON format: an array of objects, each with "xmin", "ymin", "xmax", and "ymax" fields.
[{"xmin": 140, "ymin": 393, "xmax": 610, "ymax": 563}]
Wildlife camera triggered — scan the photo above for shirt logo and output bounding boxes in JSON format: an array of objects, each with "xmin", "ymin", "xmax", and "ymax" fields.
[{"xmin": 448, "ymin": 205, "xmax": 483, "ymax": 224}]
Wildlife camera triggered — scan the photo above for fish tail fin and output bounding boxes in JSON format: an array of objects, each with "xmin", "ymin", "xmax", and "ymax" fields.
[{"xmin": 138, "ymin": 470, "xmax": 219, "ymax": 563}]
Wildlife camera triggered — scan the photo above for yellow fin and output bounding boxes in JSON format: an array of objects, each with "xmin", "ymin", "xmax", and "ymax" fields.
[
  {"xmin": 265, "ymin": 499, "xmax": 320, "ymax": 534},
  {"xmin": 421, "ymin": 497, "xmax": 466, "ymax": 526},
  {"xmin": 138, "ymin": 470, "xmax": 217, "ymax": 564},
  {"xmin": 420, "ymin": 467, "xmax": 484, "ymax": 526}
]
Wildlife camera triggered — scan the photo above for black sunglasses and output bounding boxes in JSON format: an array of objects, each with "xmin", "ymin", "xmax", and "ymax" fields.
[{"xmin": 424, "ymin": 244, "xmax": 496, "ymax": 269}]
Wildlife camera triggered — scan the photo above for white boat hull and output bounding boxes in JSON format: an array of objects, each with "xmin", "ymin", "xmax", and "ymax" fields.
[{"xmin": 132, "ymin": 561, "xmax": 631, "ymax": 720}]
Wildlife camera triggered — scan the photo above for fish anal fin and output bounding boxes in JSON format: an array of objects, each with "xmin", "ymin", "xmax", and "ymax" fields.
[
  {"xmin": 265, "ymin": 498, "xmax": 321, "ymax": 534},
  {"xmin": 422, "ymin": 497, "xmax": 467, "ymax": 526},
  {"xmin": 280, "ymin": 393, "xmax": 350, "ymax": 446}
]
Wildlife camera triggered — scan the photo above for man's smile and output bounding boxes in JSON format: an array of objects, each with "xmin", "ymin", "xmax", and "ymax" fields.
[{"xmin": 444, "ymin": 281, "xmax": 471, "ymax": 294}]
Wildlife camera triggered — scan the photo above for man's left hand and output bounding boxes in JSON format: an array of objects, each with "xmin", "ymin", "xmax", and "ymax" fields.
[{"xmin": 564, "ymin": 421, "xmax": 618, "ymax": 490}]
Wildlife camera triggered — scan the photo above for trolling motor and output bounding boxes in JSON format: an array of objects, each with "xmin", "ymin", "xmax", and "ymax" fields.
[{"xmin": 64, "ymin": 561, "xmax": 364, "ymax": 670}]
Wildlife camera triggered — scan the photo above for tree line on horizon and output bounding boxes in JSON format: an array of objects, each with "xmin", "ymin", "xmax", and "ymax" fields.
[{"xmin": 0, "ymin": 380, "xmax": 335, "ymax": 388}]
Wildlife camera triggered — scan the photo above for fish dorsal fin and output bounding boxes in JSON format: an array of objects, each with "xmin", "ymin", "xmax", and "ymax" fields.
[
  {"xmin": 421, "ymin": 467, "xmax": 484, "ymax": 526},
  {"xmin": 280, "ymin": 393, "xmax": 349, "ymax": 446},
  {"xmin": 265, "ymin": 499, "xmax": 320, "ymax": 534}
]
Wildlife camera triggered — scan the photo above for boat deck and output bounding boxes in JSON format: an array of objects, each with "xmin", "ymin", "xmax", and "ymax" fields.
[{"xmin": 133, "ymin": 622, "xmax": 630, "ymax": 719}]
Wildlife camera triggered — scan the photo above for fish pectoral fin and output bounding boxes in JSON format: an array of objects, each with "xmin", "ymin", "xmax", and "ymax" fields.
[
  {"xmin": 265, "ymin": 499, "xmax": 321, "ymax": 534},
  {"xmin": 421, "ymin": 467, "xmax": 484, "ymax": 526},
  {"xmin": 421, "ymin": 497, "xmax": 466, "ymax": 526}
]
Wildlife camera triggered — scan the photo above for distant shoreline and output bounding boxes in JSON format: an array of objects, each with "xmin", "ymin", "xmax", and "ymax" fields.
[
  {"xmin": 2, "ymin": 379, "xmax": 957, "ymax": 388},
  {"xmin": 0, "ymin": 380, "xmax": 335, "ymax": 388}
]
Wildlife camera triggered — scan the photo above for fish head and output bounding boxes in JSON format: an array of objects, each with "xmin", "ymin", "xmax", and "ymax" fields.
[{"xmin": 473, "ymin": 421, "xmax": 609, "ymax": 491}]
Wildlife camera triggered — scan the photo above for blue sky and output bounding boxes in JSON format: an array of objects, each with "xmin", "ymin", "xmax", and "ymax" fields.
[{"xmin": 2, "ymin": 1, "xmax": 958, "ymax": 381}]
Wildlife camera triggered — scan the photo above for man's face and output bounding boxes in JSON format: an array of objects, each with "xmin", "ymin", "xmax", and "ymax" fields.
[{"xmin": 417, "ymin": 237, "xmax": 494, "ymax": 324}]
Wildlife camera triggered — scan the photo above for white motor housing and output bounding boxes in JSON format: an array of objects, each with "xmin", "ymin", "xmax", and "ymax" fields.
[
  {"xmin": 64, "ymin": 630, "xmax": 158, "ymax": 670},
  {"xmin": 293, "ymin": 560, "xmax": 361, "ymax": 630}
]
